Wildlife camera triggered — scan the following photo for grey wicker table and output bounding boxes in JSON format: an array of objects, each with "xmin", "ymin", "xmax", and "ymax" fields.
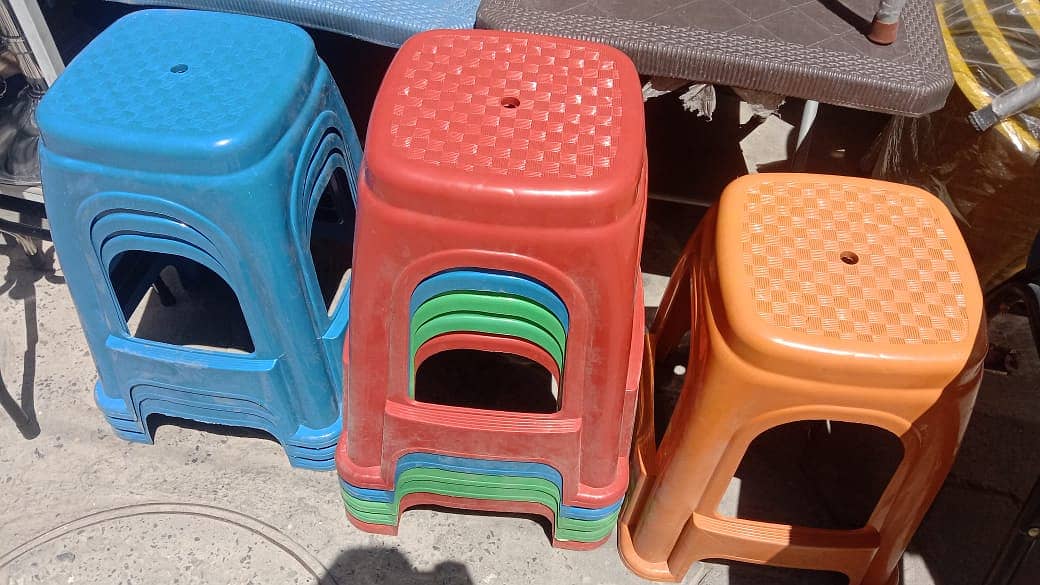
[{"xmin": 476, "ymin": 0, "xmax": 953, "ymax": 117}]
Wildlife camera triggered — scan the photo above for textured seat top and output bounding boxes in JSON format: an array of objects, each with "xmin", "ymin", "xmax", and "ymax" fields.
[
  {"xmin": 713, "ymin": 174, "xmax": 983, "ymax": 386},
  {"xmin": 364, "ymin": 30, "xmax": 646, "ymax": 227},
  {"xmin": 477, "ymin": 0, "xmax": 953, "ymax": 116},
  {"xmin": 37, "ymin": 10, "xmax": 318, "ymax": 175},
  {"xmin": 110, "ymin": 0, "xmax": 481, "ymax": 48}
]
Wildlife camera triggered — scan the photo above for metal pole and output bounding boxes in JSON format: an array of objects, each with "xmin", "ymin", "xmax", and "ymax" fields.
[
  {"xmin": 792, "ymin": 99, "xmax": 819, "ymax": 171},
  {"xmin": 0, "ymin": 0, "xmax": 45, "ymax": 89},
  {"xmin": 968, "ymin": 77, "xmax": 1040, "ymax": 132},
  {"xmin": 982, "ymin": 270, "xmax": 1040, "ymax": 584}
]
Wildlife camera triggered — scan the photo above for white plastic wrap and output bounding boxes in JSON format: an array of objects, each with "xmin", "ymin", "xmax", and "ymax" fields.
[
  {"xmin": 938, "ymin": 0, "xmax": 1039, "ymax": 153},
  {"xmin": 871, "ymin": 1, "xmax": 1039, "ymax": 291}
]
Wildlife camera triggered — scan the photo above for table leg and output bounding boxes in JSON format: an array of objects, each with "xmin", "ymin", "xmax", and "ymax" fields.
[{"xmin": 870, "ymin": 0, "xmax": 909, "ymax": 45}]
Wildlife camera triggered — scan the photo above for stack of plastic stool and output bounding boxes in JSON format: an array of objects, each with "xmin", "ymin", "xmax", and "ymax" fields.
[
  {"xmin": 37, "ymin": 9, "xmax": 362, "ymax": 470},
  {"xmin": 618, "ymin": 174, "xmax": 987, "ymax": 583},
  {"xmin": 337, "ymin": 29, "xmax": 647, "ymax": 549}
]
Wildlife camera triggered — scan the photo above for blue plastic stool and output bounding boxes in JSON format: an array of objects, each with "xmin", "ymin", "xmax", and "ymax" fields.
[
  {"xmin": 38, "ymin": 9, "xmax": 362, "ymax": 470},
  {"xmin": 109, "ymin": 0, "xmax": 481, "ymax": 47},
  {"xmin": 410, "ymin": 268, "xmax": 570, "ymax": 329}
]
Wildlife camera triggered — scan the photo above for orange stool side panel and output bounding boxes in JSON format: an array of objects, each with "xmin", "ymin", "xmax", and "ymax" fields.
[{"xmin": 619, "ymin": 174, "xmax": 987, "ymax": 584}]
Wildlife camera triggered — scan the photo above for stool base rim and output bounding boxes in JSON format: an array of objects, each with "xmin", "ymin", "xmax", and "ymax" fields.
[
  {"xmin": 616, "ymin": 520, "xmax": 683, "ymax": 582},
  {"xmin": 619, "ymin": 518, "xmax": 906, "ymax": 584}
]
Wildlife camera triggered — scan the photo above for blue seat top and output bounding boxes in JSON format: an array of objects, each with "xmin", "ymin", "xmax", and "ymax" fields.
[
  {"xmin": 109, "ymin": 0, "xmax": 480, "ymax": 48},
  {"xmin": 38, "ymin": 10, "xmax": 319, "ymax": 175}
]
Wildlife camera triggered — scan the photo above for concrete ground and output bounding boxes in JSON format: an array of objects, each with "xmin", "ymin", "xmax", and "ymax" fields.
[{"xmin": 1, "ymin": 8, "xmax": 1039, "ymax": 581}]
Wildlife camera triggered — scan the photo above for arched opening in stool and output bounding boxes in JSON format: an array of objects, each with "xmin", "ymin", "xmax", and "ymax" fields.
[
  {"xmin": 308, "ymin": 166, "xmax": 355, "ymax": 315},
  {"xmin": 414, "ymin": 349, "xmax": 559, "ymax": 414},
  {"xmin": 695, "ymin": 559, "xmax": 848, "ymax": 585},
  {"xmin": 145, "ymin": 413, "xmax": 279, "ymax": 445},
  {"xmin": 718, "ymin": 420, "xmax": 904, "ymax": 530},
  {"xmin": 108, "ymin": 251, "xmax": 254, "ymax": 353},
  {"xmin": 406, "ymin": 503, "xmax": 555, "ymax": 543}
]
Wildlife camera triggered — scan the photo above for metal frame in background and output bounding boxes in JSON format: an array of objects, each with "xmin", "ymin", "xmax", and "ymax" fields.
[
  {"xmin": 982, "ymin": 236, "xmax": 1040, "ymax": 585},
  {"xmin": 6, "ymin": 0, "xmax": 61, "ymax": 85},
  {"xmin": 0, "ymin": 0, "xmax": 63, "ymax": 264}
]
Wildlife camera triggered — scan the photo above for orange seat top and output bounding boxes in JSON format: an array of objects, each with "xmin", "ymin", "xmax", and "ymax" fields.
[{"xmin": 713, "ymin": 173, "xmax": 984, "ymax": 388}]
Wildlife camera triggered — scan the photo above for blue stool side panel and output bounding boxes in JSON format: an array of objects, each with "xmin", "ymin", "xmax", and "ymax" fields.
[
  {"xmin": 108, "ymin": 0, "xmax": 481, "ymax": 47},
  {"xmin": 286, "ymin": 100, "xmax": 359, "ymax": 383},
  {"xmin": 62, "ymin": 183, "xmax": 346, "ymax": 465},
  {"xmin": 99, "ymin": 383, "xmax": 340, "ymax": 469},
  {"xmin": 411, "ymin": 269, "xmax": 570, "ymax": 328},
  {"xmin": 291, "ymin": 108, "xmax": 359, "ymax": 378}
]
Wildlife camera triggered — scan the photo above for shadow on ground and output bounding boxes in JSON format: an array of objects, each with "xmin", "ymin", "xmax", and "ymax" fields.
[
  {"xmin": 323, "ymin": 547, "xmax": 474, "ymax": 585},
  {"xmin": 0, "ymin": 237, "xmax": 63, "ymax": 439}
]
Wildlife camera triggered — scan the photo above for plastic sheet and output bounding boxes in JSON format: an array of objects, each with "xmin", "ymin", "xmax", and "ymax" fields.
[
  {"xmin": 938, "ymin": 0, "xmax": 1039, "ymax": 152},
  {"xmin": 871, "ymin": 1, "xmax": 1039, "ymax": 291}
]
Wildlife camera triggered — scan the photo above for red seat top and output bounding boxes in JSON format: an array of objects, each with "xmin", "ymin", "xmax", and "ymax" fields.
[{"xmin": 364, "ymin": 29, "xmax": 645, "ymax": 227}]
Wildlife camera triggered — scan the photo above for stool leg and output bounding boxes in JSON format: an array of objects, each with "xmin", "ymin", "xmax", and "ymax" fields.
[
  {"xmin": 651, "ymin": 246, "xmax": 693, "ymax": 361},
  {"xmin": 863, "ymin": 324, "xmax": 987, "ymax": 584},
  {"xmin": 869, "ymin": 0, "xmax": 908, "ymax": 45},
  {"xmin": 152, "ymin": 275, "xmax": 176, "ymax": 307},
  {"xmin": 628, "ymin": 368, "xmax": 743, "ymax": 572},
  {"xmin": 862, "ymin": 404, "xmax": 964, "ymax": 585}
]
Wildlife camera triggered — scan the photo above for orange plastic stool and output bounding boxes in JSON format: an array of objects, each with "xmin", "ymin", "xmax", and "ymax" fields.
[{"xmin": 618, "ymin": 173, "xmax": 987, "ymax": 584}]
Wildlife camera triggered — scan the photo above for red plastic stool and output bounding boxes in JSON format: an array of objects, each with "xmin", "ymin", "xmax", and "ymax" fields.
[
  {"xmin": 414, "ymin": 333, "xmax": 563, "ymax": 387},
  {"xmin": 336, "ymin": 29, "xmax": 647, "ymax": 544}
]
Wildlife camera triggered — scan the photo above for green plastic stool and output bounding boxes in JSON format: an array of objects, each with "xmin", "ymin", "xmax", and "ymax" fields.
[
  {"xmin": 341, "ymin": 466, "xmax": 618, "ymax": 542},
  {"xmin": 409, "ymin": 313, "xmax": 565, "ymax": 395},
  {"xmin": 413, "ymin": 291, "xmax": 567, "ymax": 350}
]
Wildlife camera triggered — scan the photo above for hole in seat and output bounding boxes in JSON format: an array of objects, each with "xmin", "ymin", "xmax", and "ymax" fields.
[
  {"xmin": 414, "ymin": 349, "xmax": 559, "ymax": 414},
  {"xmin": 109, "ymin": 250, "xmax": 254, "ymax": 353},
  {"xmin": 719, "ymin": 420, "xmax": 904, "ymax": 530},
  {"xmin": 145, "ymin": 413, "xmax": 279, "ymax": 445}
]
